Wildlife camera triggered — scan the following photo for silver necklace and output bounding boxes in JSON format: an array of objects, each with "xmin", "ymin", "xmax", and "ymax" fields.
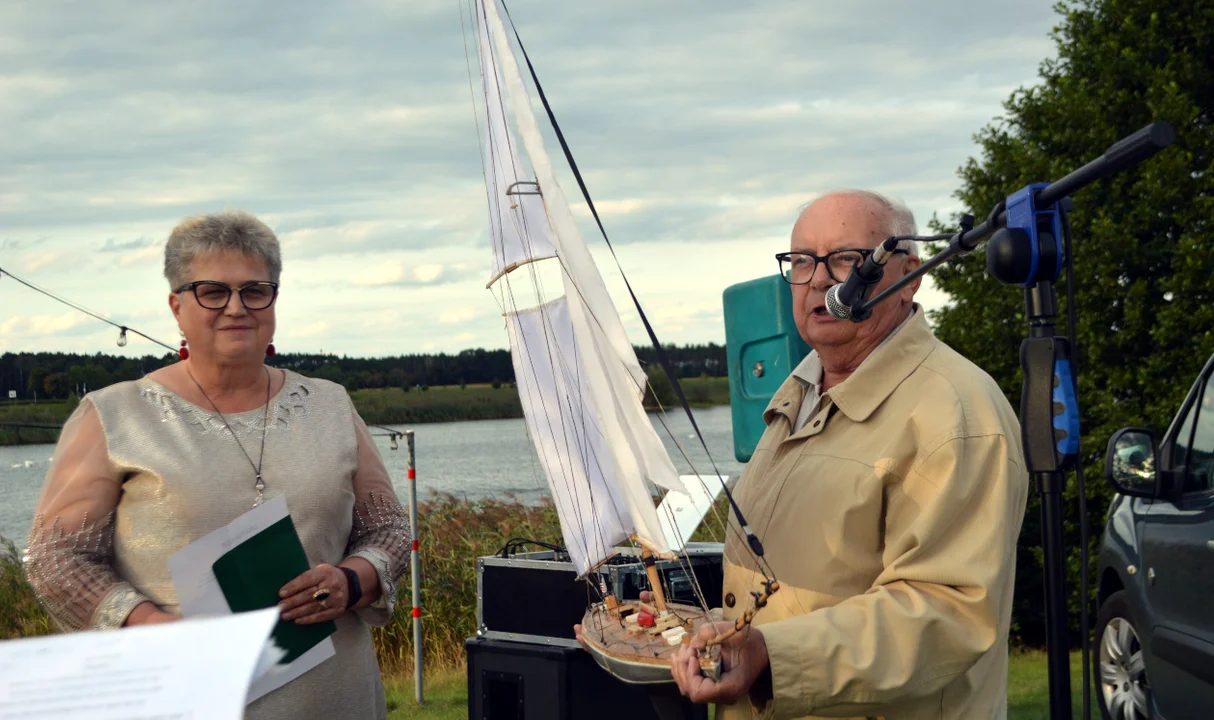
[{"xmin": 186, "ymin": 366, "xmax": 272, "ymax": 508}]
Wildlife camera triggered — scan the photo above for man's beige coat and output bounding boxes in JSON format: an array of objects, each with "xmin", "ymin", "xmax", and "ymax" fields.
[{"xmin": 719, "ymin": 310, "xmax": 1029, "ymax": 719}]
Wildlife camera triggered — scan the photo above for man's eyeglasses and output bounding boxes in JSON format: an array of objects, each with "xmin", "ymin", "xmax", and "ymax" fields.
[
  {"xmin": 174, "ymin": 281, "xmax": 280, "ymax": 310},
  {"xmin": 775, "ymin": 248, "xmax": 908, "ymax": 285}
]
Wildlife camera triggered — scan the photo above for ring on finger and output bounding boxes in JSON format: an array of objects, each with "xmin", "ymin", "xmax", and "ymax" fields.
[{"xmin": 312, "ymin": 587, "xmax": 332, "ymax": 610}]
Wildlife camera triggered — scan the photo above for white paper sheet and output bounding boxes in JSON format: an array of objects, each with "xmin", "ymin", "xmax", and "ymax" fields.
[
  {"xmin": 0, "ymin": 607, "xmax": 281, "ymax": 720},
  {"xmin": 166, "ymin": 495, "xmax": 335, "ymax": 703}
]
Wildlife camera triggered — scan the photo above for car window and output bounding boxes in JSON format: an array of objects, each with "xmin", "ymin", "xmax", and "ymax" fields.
[{"xmin": 1173, "ymin": 372, "xmax": 1214, "ymax": 493}]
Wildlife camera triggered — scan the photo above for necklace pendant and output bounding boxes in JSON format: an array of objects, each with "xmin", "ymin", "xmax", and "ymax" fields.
[{"xmin": 255, "ymin": 475, "xmax": 265, "ymax": 492}]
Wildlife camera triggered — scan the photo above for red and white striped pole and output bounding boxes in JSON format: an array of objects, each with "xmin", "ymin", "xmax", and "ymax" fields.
[{"xmin": 405, "ymin": 429, "xmax": 423, "ymax": 704}]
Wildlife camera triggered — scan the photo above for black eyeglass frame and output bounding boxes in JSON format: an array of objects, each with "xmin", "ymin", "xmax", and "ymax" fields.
[
  {"xmin": 774, "ymin": 247, "xmax": 910, "ymax": 285},
  {"xmin": 174, "ymin": 280, "xmax": 280, "ymax": 310}
]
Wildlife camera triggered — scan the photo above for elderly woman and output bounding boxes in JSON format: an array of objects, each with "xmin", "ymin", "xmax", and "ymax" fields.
[{"xmin": 24, "ymin": 209, "xmax": 409, "ymax": 719}]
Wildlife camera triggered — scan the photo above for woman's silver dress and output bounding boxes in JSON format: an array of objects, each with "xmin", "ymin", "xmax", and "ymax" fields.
[{"xmin": 24, "ymin": 370, "xmax": 410, "ymax": 719}]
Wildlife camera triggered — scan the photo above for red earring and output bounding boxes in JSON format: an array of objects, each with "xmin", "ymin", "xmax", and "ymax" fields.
[
  {"xmin": 179, "ymin": 339, "xmax": 189, "ymax": 360},
  {"xmin": 266, "ymin": 342, "xmax": 276, "ymax": 357}
]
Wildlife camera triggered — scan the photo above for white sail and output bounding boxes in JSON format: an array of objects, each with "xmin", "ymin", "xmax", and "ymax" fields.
[
  {"xmin": 476, "ymin": 1, "xmax": 555, "ymax": 286},
  {"xmin": 477, "ymin": 0, "xmax": 688, "ymax": 567},
  {"xmin": 505, "ymin": 298, "xmax": 633, "ymax": 575}
]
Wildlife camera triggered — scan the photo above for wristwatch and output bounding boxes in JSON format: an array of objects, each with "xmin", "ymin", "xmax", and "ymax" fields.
[{"xmin": 340, "ymin": 566, "xmax": 363, "ymax": 610}]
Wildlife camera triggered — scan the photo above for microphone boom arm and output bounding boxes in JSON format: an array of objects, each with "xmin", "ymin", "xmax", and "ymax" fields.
[{"xmin": 851, "ymin": 121, "xmax": 1176, "ymax": 319}]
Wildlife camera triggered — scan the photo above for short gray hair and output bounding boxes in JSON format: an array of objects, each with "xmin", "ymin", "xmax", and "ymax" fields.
[
  {"xmin": 164, "ymin": 209, "xmax": 282, "ymax": 288},
  {"xmin": 804, "ymin": 189, "xmax": 920, "ymax": 257}
]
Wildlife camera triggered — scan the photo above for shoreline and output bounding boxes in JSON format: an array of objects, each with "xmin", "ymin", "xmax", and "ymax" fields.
[{"xmin": 0, "ymin": 377, "xmax": 731, "ymax": 446}]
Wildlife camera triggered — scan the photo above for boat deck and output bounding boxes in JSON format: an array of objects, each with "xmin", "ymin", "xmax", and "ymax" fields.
[{"xmin": 580, "ymin": 601, "xmax": 721, "ymax": 682}]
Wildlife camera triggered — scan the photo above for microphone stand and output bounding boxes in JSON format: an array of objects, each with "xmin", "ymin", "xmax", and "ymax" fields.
[{"xmin": 848, "ymin": 121, "xmax": 1175, "ymax": 720}]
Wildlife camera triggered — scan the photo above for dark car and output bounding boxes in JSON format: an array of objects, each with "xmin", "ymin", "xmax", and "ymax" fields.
[{"xmin": 1096, "ymin": 353, "xmax": 1214, "ymax": 719}]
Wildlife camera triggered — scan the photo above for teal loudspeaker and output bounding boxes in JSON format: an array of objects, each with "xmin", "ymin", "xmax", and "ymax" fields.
[{"xmin": 723, "ymin": 274, "xmax": 811, "ymax": 462}]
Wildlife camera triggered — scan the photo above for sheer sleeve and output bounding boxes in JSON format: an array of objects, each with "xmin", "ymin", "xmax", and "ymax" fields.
[
  {"xmin": 23, "ymin": 399, "xmax": 151, "ymax": 631},
  {"xmin": 343, "ymin": 407, "xmax": 411, "ymax": 626}
]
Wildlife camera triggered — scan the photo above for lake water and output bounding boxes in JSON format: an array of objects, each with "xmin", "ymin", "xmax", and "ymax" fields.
[{"xmin": 0, "ymin": 405, "xmax": 746, "ymax": 544}]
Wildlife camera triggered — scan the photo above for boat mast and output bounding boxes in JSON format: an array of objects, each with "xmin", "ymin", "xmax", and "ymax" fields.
[
  {"xmin": 641, "ymin": 548, "xmax": 668, "ymax": 614},
  {"xmin": 631, "ymin": 533, "xmax": 671, "ymax": 613}
]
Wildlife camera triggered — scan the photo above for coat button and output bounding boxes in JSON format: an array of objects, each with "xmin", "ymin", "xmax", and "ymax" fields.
[
  {"xmin": 724, "ymin": 592, "xmax": 736, "ymax": 608},
  {"xmin": 813, "ymin": 420, "xmax": 821, "ymax": 427}
]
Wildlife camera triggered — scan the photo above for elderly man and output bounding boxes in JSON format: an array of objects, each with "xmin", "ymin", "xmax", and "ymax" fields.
[{"xmin": 671, "ymin": 190, "xmax": 1029, "ymax": 719}]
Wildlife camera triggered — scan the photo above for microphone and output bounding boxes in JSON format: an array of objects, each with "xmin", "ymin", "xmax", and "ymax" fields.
[{"xmin": 824, "ymin": 237, "xmax": 903, "ymax": 321}]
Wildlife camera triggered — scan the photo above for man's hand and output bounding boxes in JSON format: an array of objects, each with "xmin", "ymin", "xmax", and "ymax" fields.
[{"xmin": 671, "ymin": 621, "xmax": 770, "ymax": 706}]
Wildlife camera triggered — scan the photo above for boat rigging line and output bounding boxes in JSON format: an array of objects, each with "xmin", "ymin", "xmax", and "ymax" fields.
[{"xmin": 0, "ymin": 266, "xmax": 176, "ymax": 352}]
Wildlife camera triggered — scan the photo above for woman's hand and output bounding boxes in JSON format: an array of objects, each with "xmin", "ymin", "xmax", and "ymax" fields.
[
  {"xmin": 124, "ymin": 601, "xmax": 182, "ymax": 626},
  {"xmin": 278, "ymin": 563, "xmax": 349, "ymax": 625}
]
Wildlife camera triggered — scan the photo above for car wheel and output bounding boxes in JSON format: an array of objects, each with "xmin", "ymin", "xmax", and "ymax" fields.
[{"xmin": 1095, "ymin": 590, "xmax": 1152, "ymax": 719}]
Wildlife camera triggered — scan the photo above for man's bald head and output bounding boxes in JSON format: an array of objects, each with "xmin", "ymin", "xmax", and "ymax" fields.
[{"xmin": 796, "ymin": 190, "xmax": 919, "ymax": 256}]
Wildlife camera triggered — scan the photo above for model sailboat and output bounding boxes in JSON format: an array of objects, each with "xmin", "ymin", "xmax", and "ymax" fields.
[{"xmin": 469, "ymin": 0, "xmax": 772, "ymax": 684}]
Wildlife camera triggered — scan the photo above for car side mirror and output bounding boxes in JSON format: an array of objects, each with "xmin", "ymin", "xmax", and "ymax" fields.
[{"xmin": 1105, "ymin": 428, "xmax": 1161, "ymax": 498}]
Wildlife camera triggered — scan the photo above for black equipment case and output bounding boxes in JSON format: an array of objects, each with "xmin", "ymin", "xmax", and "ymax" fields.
[
  {"xmin": 466, "ymin": 636, "xmax": 709, "ymax": 720},
  {"xmin": 474, "ymin": 542, "xmax": 724, "ymax": 647}
]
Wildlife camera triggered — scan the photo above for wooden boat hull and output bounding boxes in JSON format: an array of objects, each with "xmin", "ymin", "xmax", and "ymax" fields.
[{"xmin": 579, "ymin": 601, "xmax": 721, "ymax": 685}]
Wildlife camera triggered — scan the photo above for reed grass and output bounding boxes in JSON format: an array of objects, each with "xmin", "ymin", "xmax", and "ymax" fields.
[
  {"xmin": 0, "ymin": 537, "xmax": 54, "ymax": 640},
  {"xmin": 370, "ymin": 492, "xmax": 563, "ymax": 674}
]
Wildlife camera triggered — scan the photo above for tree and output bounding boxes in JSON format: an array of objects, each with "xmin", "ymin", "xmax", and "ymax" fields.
[
  {"xmin": 43, "ymin": 372, "xmax": 71, "ymax": 399},
  {"xmin": 643, "ymin": 367, "xmax": 675, "ymax": 410},
  {"xmin": 928, "ymin": 0, "xmax": 1213, "ymax": 646},
  {"xmin": 27, "ymin": 367, "xmax": 48, "ymax": 398}
]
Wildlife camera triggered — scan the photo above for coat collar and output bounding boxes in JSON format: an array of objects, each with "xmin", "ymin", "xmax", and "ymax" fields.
[{"xmin": 764, "ymin": 305, "xmax": 938, "ymax": 426}]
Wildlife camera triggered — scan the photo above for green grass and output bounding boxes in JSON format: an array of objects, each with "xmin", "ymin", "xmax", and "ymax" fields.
[
  {"xmin": 0, "ymin": 399, "xmax": 73, "ymax": 446},
  {"xmin": 353, "ymin": 376, "xmax": 729, "ymax": 426},
  {"xmin": 1009, "ymin": 650, "xmax": 1099, "ymax": 719},
  {"xmin": 385, "ymin": 668, "xmax": 468, "ymax": 720},
  {"xmin": 678, "ymin": 376, "xmax": 730, "ymax": 407},
  {"xmin": 349, "ymin": 385, "xmax": 524, "ymax": 425},
  {"xmin": 379, "ymin": 650, "xmax": 1099, "ymax": 718}
]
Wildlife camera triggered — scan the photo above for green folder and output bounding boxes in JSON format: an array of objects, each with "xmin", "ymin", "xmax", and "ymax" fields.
[{"xmin": 212, "ymin": 515, "xmax": 337, "ymax": 665}]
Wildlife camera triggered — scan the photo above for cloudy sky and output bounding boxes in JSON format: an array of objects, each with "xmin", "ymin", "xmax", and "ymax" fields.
[{"xmin": 0, "ymin": 0, "xmax": 1062, "ymax": 358}]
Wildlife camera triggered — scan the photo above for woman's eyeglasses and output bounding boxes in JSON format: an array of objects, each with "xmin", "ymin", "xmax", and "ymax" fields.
[{"xmin": 174, "ymin": 281, "xmax": 279, "ymax": 310}]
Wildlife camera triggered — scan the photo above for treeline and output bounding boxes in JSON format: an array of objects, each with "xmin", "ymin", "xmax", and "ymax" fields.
[{"xmin": 0, "ymin": 343, "xmax": 728, "ymax": 400}]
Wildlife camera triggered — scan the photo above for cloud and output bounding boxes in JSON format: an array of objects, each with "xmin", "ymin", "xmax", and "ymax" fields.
[
  {"xmin": 290, "ymin": 320, "xmax": 331, "ymax": 340},
  {"xmin": 0, "ymin": 0, "xmax": 1064, "ymax": 355},
  {"xmin": 16, "ymin": 251, "xmax": 68, "ymax": 274},
  {"xmin": 438, "ymin": 307, "xmax": 478, "ymax": 325},
  {"xmin": 1, "ymin": 312, "xmax": 93, "ymax": 337},
  {"xmin": 352, "ymin": 261, "xmax": 474, "ymax": 288},
  {"xmin": 114, "ymin": 245, "xmax": 163, "ymax": 268},
  {"xmin": 99, "ymin": 236, "xmax": 155, "ymax": 253}
]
